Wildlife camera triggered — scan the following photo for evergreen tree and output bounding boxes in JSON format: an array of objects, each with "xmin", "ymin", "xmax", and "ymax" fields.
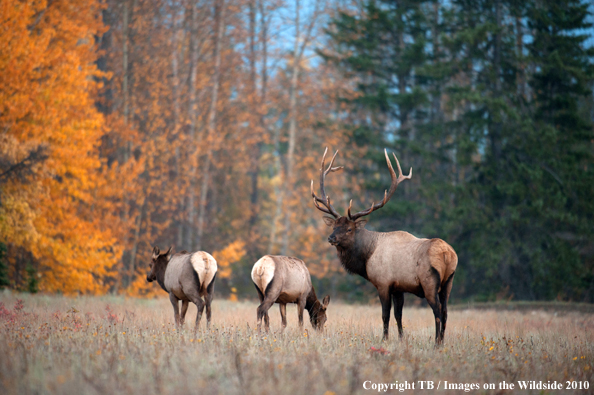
[
  {"xmin": 25, "ymin": 264, "xmax": 38, "ymax": 294},
  {"xmin": 0, "ymin": 243, "xmax": 9, "ymax": 289},
  {"xmin": 323, "ymin": 0, "xmax": 594, "ymax": 301},
  {"xmin": 523, "ymin": 0, "xmax": 594, "ymax": 299}
]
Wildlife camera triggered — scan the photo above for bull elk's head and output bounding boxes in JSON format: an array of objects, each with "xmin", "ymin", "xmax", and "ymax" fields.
[
  {"xmin": 311, "ymin": 148, "xmax": 412, "ymax": 249},
  {"xmin": 147, "ymin": 245, "xmax": 173, "ymax": 282}
]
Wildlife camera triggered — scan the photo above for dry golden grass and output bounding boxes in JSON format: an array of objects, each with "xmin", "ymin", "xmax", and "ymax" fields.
[{"xmin": 0, "ymin": 292, "xmax": 592, "ymax": 394}]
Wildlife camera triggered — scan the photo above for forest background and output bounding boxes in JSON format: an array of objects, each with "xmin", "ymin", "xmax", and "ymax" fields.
[{"xmin": 1, "ymin": 0, "xmax": 593, "ymax": 303}]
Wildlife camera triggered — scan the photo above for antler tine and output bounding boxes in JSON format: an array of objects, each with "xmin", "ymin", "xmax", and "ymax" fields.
[
  {"xmin": 325, "ymin": 149, "xmax": 344, "ymax": 174},
  {"xmin": 313, "ymin": 197, "xmax": 332, "ymax": 215},
  {"xmin": 311, "ymin": 147, "xmax": 342, "ymax": 218},
  {"xmin": 392, "ymin": 152, "xmax": 412, "ymax": 181},
  {"xmin": 348, "ymin": 149, "xmax": 412, "ymax": 221}
]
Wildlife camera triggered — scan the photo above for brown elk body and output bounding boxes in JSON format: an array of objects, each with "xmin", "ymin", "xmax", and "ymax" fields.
[
  {"xmin": 147, "ymin": 246, "xmax": 217, "ymax": 330},
  {"xmin": 311, "ymin": 148, "xmax": 457, "ymax": 344},
  {"xmin": 251, "ymin": 255, "xmax": 330, "ymax": 332}
]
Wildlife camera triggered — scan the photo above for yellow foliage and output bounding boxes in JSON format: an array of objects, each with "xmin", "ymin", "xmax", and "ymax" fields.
[
  {"xmin": 0, "ymin": 0, "xmax": 121, "ymax": 294},
  {"xmin": 212, "ymin": 241, "xmax": 246, "ymax": 279}
]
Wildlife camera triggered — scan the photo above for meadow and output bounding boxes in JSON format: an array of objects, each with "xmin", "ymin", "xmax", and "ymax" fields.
[{"xmin": 0, "ymin": 292, "xmax": 592, "ymax": 395}]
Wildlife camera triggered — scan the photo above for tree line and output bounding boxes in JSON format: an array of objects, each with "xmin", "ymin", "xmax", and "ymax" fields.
[{"xmin": 1, "ymin": 0, "xmax": 592, "ymax": 302}]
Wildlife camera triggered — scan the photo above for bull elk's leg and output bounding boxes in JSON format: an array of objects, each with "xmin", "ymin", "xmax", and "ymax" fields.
[
  {"xmin": 279, "ymin": 303, "xmax": 287, "ymax": 329},
  {"xmin": 438, "ymin": 273, "xmax": 455, "ymax": 342},
  {"xmin": 392, "ymin": 291, "xmax": 404, "ymax": 339},
  {"xmin": 378, "ymin": 288, "xmax": 392, "ymax": 340},
  {"xmin": 169, "ymin": 293, "xmax": 181, "ymax": 328},
  {"xmin": 425, "ymin": 289, "xmax": 442, "ymax": 345},
  {"xmin": 180, "ymin": 300, "xmax": 189, "ymax": 326}
]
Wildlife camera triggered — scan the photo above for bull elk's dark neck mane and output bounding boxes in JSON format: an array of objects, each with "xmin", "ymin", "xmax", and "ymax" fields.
[
  {"xmin": 154, "ymin": 259, "xmax": 169, "ymax": 292},
  {"xmin": 336, "ymin": 228, "xmax": 378, "ymax": 280}
]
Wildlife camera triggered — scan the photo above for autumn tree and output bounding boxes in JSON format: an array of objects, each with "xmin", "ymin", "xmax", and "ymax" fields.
[{"xmin": 0, "ymin": 0, "xmax": 123, "ymax": 293}]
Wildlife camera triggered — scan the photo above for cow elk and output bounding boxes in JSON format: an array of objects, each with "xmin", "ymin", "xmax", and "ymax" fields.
[
  {"xmin": 251, "ymin": 255, "xmax": 330, "ymax": 332},
  {"xmin": 147, "ymin": 246, "xmax": 217, "ymax": 331},
  {"xmin": 311, "ymin": 148, "xmax": 457, "ymax": 344}
]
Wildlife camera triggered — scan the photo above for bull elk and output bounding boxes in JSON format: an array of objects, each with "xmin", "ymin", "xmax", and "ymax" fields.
[
  {"xmin": 147, "ymin": 246, "xmax": 217, "ymax": 330},
  {"xmin": 251, "ymin": 255, "xmax": 330, "ymax": 332},
  {"xmin": 311, "ymin": 148, "xmax": 457, "ymax": 344}
]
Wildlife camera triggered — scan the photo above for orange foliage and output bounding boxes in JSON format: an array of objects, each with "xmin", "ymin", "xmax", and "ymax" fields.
[
  {"xmin": 0, "ymin": 0, "xmax": 122, "ymax": 293},
  {"xmin": 212, "ymin": 240, "xmax": 246, "ymax": 279},
  {"xmin": 1, "ymin": 0, "xmax": 353, "ymax": 296}
]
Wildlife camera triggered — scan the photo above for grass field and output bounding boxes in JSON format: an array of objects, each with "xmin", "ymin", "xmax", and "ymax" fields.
[{"xmin": 1, "ymin": 292, "xmax": 592, "ymax": 394}]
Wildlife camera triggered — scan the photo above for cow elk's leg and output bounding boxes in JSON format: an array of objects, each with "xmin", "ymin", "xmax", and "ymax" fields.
[
  {"xmin": 378, "ymin": 289, "xmax": 392, "ymax": 340},
  {"xmin": 297, "ymin": 297, "xmax": 306, "ymax": 328},
  {"xmin": 279, "ymin": 303, "xmax": 287, "ymax": 329},
  {"xmin": 257, "ymin": 296, "xmax": 275, "ymax": 333},
  {"xmin": 191, "ymin": 298, "xmax": 205, "ymax": 333},
  {"xmin": 439, "ymin": 273, "xmax": 455, "ymax": 342},
  {"xmin": 205, "ymin": 292, "xmax": 213, "ymax": 328},
  {"xmin": 184, "ymin": 287, "xmax": 205, "ymax": 333},
  {"xmin": 392, "ymin": 291, "xmax": 404, "ymax": 339},
  {"xmin": 264, "ymin": 312, "xmax": 270, "ymax": 331},
  {"xmin": 169, "ymin": 293, "xmax": 181, "ymax": 328},
  {"xmin": 180, "ymin": 300, "xmax": 189, "ymax": 326},
  {"xmin": 196, "ymin": 298, "xmax": 206, "ymax": 328},
  {"xmin": 205, "ymin": 276, "xmax": 216, "ymax": 328}
]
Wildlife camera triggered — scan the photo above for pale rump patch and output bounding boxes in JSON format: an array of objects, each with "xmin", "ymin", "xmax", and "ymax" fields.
[
  {"xmin": 190, "ymin": 251, "xmax": 218, "ymax": 292},
  {"xmin": 251, "ymin": 256, "xmax": 275, "ymax": 294},
  {"xmin": 428, "ymin": 239, "xmax": 458, "ymax": 286}
]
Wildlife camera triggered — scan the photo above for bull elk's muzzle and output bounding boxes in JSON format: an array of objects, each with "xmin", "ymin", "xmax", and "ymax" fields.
[
  {"xmin": 146, "ymin": 275, "xmax": 154, "ymax": 282},
  {"xmin": 328, "ymin": 235, "xmax": 338, "ymax": 246}
]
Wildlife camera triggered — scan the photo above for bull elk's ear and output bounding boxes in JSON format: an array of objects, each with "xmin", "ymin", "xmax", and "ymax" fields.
[
  {"xmin": 322, "ymin": 295, "xmax": 330, "ymax": 308},
  {"xmin": 164, "ymin": 245, "xmax": 173, "ymax": 261},
  {"xmin": 355, "ymin": 219, "xmax": 367, "ymax": 229},
  {"xmin": 322, "ymin": 216, "xmax": 336, "ymax": 227},
  {"xmin": 152, "ymin": 246, "xmax": 160, "ymax": 259}
]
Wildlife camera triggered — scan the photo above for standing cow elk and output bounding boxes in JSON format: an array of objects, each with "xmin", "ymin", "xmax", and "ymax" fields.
[
  {"xmin": 147, "ymin": 246, "xmax": 217, "ymax": 331},
  {"xmin": 251, "ymin": 255, "xmax": 330, "ymax": 332},
  {"xmin": 311, "ymin": 148, "xmax": 457, "ymax": 344}
]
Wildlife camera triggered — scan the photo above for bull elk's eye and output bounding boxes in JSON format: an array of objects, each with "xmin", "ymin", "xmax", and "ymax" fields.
[{"xmin": 347, "ymin": 228, "xmax": 352, "ymax": 233}]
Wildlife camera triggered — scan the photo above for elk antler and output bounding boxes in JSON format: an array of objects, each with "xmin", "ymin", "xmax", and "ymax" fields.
[
  {"xmin": 347, "ymin": 149, "xmax": 412, "ymax": 221},
  {"xmin": 311, "ymin": 147, "xmax": 344, "ymax": 218}
]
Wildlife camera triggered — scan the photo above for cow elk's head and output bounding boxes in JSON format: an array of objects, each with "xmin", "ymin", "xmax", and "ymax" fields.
[
  {"xmin": 310, "ymin": 295, "xmax": 331, "ymax": 330},
  {"xmin": 311, "ymin": 147, "xmax": 412, "ymax": 248},
  {"xmin": 147, "ymin": 245, "xmax": 173, "ymax": 282}
]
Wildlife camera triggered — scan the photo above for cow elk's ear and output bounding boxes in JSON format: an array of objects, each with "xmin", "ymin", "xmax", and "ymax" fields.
[
  {"xmin": 355, "ymin": 220, "xmax": 368, "ymax": 229},
  {"xmin": 164, "ymin": 245, "xmax": 173, "ymax": 261},
  {"xmin": 322, "ymin": 295, "xmax": 330, "ymax": 308},
  {"xmin": 322, "ymin": 216, "xmax": 336, "ymax": 227},
  {"xmin": 152, "ymin": 246, "xmax": 160, "ymax": 259}
]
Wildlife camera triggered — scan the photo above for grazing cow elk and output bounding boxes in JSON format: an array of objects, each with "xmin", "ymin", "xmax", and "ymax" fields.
[
  {"xmin": 147, "ymin": 246, "xmax": 217, "ymax": 330},
  {"xmin": 311, "ymin": 148, "xmax": 457, "ymax": 344},
  {"xmin": 251, "ymin": 255, "xmax": 330, "ymax": 332}
]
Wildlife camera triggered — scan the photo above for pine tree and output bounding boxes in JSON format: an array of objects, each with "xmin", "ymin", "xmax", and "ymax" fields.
[
  {"xmin": 524, "ymin": 0, "xmax": 594, "ymax": 299},
  {"xmin": 0, "ymin": 243, "xmax": 9, "ymax": 289}
]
